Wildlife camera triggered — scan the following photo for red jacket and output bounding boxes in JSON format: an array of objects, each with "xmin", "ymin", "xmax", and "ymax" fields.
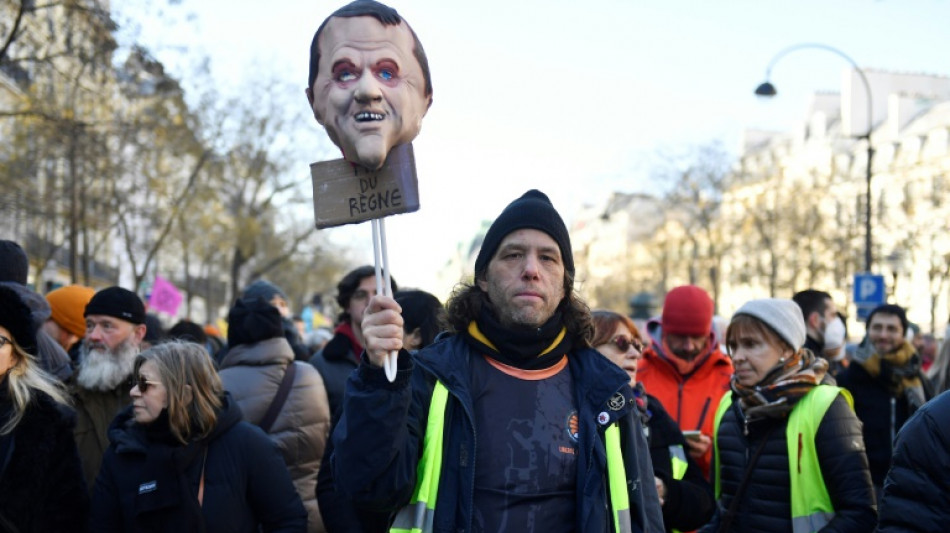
[{"xmin": 637, "ymin": 322, "xmax": 733, "ymax": 478}]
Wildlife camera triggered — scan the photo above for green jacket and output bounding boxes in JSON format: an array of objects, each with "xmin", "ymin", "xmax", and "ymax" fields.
[{"xmin": 73, "ymin": 383, "xmax": 130, "ymax": 490}]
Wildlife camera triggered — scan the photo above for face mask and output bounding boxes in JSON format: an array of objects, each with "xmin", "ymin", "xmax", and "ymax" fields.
[{"xmin": 823, "ymin": 317, "xmax": 846, "ymax": 351}]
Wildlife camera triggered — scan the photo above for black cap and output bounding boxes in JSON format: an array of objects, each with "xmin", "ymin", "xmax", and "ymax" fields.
[
  {"xmin": 84, "ymin": 287, "xmax": 146, "ymax": 325},
  {"xmin": 227, "ymin": 297, "xmax": 284, "ymax": 347},
  {"xmin": 0, "ymin": 285, "xmax": 38, "ymax": 355},
  {"xmin": 473, "ymin": 190, "xmax": 573, "ymax": 278}
]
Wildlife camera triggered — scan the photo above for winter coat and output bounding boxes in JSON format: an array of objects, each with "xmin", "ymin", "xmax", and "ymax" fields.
[
  {"xmin": 637, "ymin": 321, "xmax": 733, "ymax": 477},
  {"xmin": 835, "ymin": 356, "xmax": 933, "ymax": 492},
  {"xmin": 309, "ymin": 332, "xmax": 359, "ymax": 423},
  {"xmin": 331, "ymin": 335, "xmax": 665, "ymax": 532},
  {"xmin": 702, "ymin": 391, "xmax": 876, "ymax": 533},
  {"xmin": 89, "ymin": 393, "xmax": 307, "ymax": 533},
  {"xmin": 0, "ymin": 385, "xmax": 89, "ymax": 532},
  {"xmin": 643, "ymin": 393, "xmax": 715, "ymax": 532},
  {"xmin": 219, "ymin": 337, "xmax": 331, "ymax": 533},
  {"xmin": 310, "ymin": 332, "xmax": 382, "ymax": 533},
  {"xmin": 876, "ymin": 390, "xmax": 950, "ymax": 532},
  {"xmin": 72, "ymin": 380, "xmax": 131, "ymax": 490}
]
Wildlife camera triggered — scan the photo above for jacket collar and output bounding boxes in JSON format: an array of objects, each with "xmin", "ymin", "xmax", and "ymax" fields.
[
  {"xmin": 321, "ymin": 332, "xmax": 357, "ymax": 363},
  {"xmin": 415, "ymin": 335, "xmax": 634, "ymax": 421},
  {"xmin": 108, "ymin": 392, "xmax": 243, "ymax": 454},
  {"xmin": 219, "ymin": 337, "xmax": 294, "ymax": 367}
]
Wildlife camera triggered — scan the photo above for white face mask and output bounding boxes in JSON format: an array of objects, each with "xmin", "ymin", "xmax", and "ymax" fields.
[{"xmin": 823, "ymin": 317, "xmax": 846, "ymax": 352}]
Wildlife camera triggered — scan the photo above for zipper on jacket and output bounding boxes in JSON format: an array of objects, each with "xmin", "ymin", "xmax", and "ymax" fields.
[
  {"xmin": 458, "ymin": 390, "xmax": 476, "ymax": 533},
  {"xmin": 677, "ymin": 381, "xmax": 684, "ymax": 424},
  {"xmin": 889, "ymin": 397, "xmax": 896, "ymax": 447},
  {"xmin": 696, "ymin": 396, "xmax": 711, "ymax": 431}
]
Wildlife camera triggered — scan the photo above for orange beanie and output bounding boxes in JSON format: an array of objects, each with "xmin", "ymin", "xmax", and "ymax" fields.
[{"xmin": 46, "ymin": 285, "xmax": 96, "ymax": 338}]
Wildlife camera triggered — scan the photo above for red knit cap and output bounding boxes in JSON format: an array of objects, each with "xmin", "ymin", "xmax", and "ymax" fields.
[{"xmin": 661, "ymin": 285, "xmax": 713, "ymax": 337}]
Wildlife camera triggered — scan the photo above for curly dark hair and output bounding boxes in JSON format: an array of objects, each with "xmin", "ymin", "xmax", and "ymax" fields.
[
  {"xmin": 335, "ymin": 265, "xmax": 398, "ymax": 325},
  {"xmin": 445, "ymin": 271, "xmax": 593, "ymax": 347}
]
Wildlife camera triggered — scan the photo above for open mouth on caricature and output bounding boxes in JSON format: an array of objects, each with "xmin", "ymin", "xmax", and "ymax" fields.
[{"xmin": 354, "ymin": 111, "xmax": 385, "ymax": 122}]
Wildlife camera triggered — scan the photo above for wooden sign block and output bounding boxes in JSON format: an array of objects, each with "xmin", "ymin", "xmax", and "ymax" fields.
[{"xmin": 310, "ymin": 143, "xmax": 420, "ymax": 229}]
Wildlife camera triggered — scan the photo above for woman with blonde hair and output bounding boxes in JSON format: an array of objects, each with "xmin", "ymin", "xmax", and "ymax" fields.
[
  {"xmin": 90, "ymin": 341, "xmax": 307, "ymax": 532},
  {"xmin": 0, "ymin": 285, "xmax": 89, "ymax": 531}
]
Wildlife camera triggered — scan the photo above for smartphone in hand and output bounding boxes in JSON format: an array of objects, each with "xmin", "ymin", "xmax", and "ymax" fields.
[{"xmin": 682, "ymin": 430, "xmax": 703, "ymax": 442}]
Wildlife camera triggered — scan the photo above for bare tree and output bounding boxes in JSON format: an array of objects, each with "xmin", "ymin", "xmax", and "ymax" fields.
[{"xmin": 654, "ymin": 142, "xmax": 735, "ymax": 310}]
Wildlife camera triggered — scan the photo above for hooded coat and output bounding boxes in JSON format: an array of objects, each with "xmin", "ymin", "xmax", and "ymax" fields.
[
  {"xmin": 637, "ymin": 320, "xmax": 733, "ymax": 477},
  {"xmin": 89, "ymin": 393, "xmax": 307, "ymax": 533},
  {"xmin": 219, "ymin": 337, "xmax": 331, "ymax": 533}
]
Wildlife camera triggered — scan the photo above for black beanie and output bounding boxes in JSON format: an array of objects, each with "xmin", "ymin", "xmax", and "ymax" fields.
[
  {"xmin": 0, "ymin": 285, "xmax": 38, "ymax": 355},
  {"xmin": 0, "ymin": 240, "xmax": 29, "ymax": 284},
  {"xmin": 84, "ymin": 287, "xmax": 146, "ymax": 325},
  {"xmin": 473, "ymin": 190, "xmax": 574, "ymax": 278},
  {"xmin": 227, "ymin": 297, "xmax": 284, "ymax": 347}
]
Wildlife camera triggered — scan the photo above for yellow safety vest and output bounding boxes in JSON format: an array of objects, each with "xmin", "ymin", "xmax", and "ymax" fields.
[
  {"xmin": 391, "ymin": 380, "xmax": 634, "ymax": 533},
  {"xmin": 668, "ymin": 444, "xmax": 688, "ymax": 533},
  {"xmin": 712, "ymin": 385, "xmax": 853, "ymax": 533}
]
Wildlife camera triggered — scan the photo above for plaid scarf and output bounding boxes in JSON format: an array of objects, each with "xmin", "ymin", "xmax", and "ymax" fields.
[
  {"xmin": 853, "ymin": 339, "xmax": 927, "ymax": 412},
  {"xmin": 731, "ymin": 348, "xmax": 829, "ymax": 421}
]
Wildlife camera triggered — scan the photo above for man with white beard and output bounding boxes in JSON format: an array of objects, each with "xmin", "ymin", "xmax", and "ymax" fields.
[{"xmin": 71, "ymin": 286, "xmax": 147, "ymax": 490}]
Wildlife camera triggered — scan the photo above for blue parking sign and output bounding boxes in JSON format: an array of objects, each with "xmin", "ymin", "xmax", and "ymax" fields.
[{"xmin": 854, "ymin": 274, "xmax": 886, "ymax": 320}]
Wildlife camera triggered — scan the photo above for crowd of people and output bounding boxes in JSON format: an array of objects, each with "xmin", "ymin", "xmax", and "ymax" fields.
[{"xmin": 5, "ymin": 181, "xmax": 950, "ymax": 532}]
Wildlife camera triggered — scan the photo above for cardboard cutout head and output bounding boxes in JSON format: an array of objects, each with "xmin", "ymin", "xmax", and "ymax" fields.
[{"xmin": 307, "ymin": 1, "xmax": 433, "ymax": 170}]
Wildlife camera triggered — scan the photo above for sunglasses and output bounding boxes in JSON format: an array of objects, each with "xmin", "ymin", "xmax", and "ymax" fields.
[
  {"xmin": 131, "ymin": 375, "xmax": 160, "ymax": 393},
  {"xmin": 0, "ymin": 335, "xmax": 12, "ymax": 349},
  {"xmin": 610, "ymin": 336, "xmax": 643, "ymax": 353}
]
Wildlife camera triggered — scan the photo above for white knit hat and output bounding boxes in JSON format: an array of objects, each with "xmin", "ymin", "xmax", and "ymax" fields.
[{"xmin": 733, "ymin": 298, "xmax": 806, "ymax": 350}]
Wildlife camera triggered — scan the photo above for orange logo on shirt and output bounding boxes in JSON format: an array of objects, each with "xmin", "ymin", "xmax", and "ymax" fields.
[{"xmin": 566, "ymin": 410, "xmax": 579, "ymax": 443}]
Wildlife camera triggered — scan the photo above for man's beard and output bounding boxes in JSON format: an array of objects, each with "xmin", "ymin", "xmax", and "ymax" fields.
[
  {"xmin": 77, "ymin": 337, "xmax": 139, "ymax": 392},
  {"xmin": 671, "ymin": 347, "xmax": 703, "ymax": 362}
]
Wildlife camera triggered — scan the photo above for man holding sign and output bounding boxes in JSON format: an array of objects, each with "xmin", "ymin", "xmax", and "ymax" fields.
[{"xmin": 331, "ymin": 190, "xmax": 663, "ymax": 532}]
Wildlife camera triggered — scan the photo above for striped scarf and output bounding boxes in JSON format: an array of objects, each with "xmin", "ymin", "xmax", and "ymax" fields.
[{"xmin": 731, "ymin": 348, "xmax": 829, "ymax": 421}]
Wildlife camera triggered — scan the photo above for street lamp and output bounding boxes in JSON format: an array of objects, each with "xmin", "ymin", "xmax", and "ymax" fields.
[{"xmin": 754, "ymin": 43, "xmax": 875, "ymax": 273}]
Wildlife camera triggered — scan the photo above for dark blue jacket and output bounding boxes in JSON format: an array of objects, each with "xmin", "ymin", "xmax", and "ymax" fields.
[
  {"xmin": 835, "ymin": 357, "xmax": 933, "ymax": 491},
  {"xmin": 877, "ymin": 390, "xmax": 950, "ymax": 532},
  {"xmin": 331, "ymin": 335, "xmax": 664, "ymax": 532},
  {"xmin": 89, "ymin": 393, "xmax": 307, "ymax": 533}
]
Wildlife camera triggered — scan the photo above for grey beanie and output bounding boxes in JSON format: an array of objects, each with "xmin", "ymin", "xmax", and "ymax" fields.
[{"xmin": 733, "ymin": 298, "xmax": 806, "ymax": 350}]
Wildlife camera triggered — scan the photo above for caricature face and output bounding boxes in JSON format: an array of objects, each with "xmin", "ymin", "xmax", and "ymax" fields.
[{"xmin": 308, "ymin": 16, "xmax": 431, "ymax": 170}]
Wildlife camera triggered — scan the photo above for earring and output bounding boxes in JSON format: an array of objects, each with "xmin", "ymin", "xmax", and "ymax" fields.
[{"xmin": 779, "ymin": 357, "xmax": 786, "ymax": 363}]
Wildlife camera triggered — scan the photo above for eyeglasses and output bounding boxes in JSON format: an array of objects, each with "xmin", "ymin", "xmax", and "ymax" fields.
[
  {"xmin": 0, "ymin": 335, "xmax": 12, "ymax": 349},
  {"xmin": 131, "ymin": 375, "xmax": 161, "ymax": 393},
  {"xmin": 610, "ymin": 336, "xmax": 643, "ymax": 353}
]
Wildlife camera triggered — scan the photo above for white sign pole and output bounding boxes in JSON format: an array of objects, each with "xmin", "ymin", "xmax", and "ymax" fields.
[{"xmin": 372, "ymin": 218, "xmax": 398, "ymax": 382}]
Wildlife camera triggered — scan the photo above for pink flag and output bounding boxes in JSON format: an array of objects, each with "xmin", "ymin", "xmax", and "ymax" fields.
[{"xmin": 149, "ymin": 275, "xmax": 183, "ymax": 316}]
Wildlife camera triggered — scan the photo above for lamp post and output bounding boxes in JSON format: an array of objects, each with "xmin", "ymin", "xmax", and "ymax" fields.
[{"xmin": 754, "ymin": 43, "xmax": 875, "ymax": 273}]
